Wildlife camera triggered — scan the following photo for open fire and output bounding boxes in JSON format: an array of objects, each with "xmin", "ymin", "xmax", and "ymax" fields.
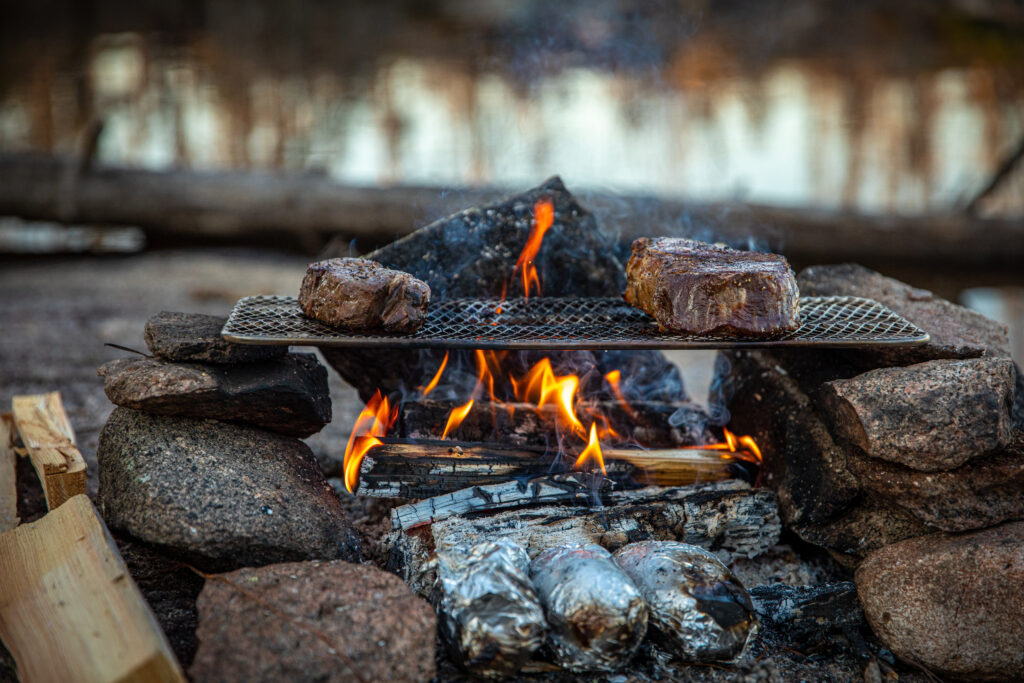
[{"xmin": 341, "ymin": 199, "xmax": 762, "ymax": 493}]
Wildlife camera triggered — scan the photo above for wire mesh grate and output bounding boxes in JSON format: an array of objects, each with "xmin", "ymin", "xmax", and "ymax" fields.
[{"xmin": 222, "ymin": 295, "xmax": 928, "ymax": 350}]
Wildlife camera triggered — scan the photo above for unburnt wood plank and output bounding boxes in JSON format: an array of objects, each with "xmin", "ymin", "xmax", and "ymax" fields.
[
  {"xmin": 0, "ymin": 494, "xmax": 185, "ymax": 682},
  {"xmin": 11, "ymin": 392, "xmax": 87, "ymax": 509}
]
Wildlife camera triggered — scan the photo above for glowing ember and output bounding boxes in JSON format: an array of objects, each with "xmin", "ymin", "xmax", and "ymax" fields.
[
  {"xmin": 574, "ymin": 422, "xmax": 607, "ymax": 475},
  {"xmin": 442, "ymin": 399, "xmax": 475, "ymax": 440},
  {"xmin": 420, "ymin": 351, "xmax": 449, "ymax": 398},
  {"xmin": 514, "ymin": 199, "xmax": 555, "ymax": 299},
  {"xmin": 343, "ymin": 390, "xmax": 398, "ymax": 493}
]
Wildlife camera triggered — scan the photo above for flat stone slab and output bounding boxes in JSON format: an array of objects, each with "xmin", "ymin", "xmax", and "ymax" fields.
[
  {"xmin": 98, "ymin": 408, "xmax": 359, "ymax": 568},
  {"xmin": 823, "ymin": 357, "xmax": 1015, "ymax": 471},
  {"xmin": 190, "ymin": 560, "xmax": 435, "ymax": 683},
  {"xmin": 856, "ymin": 522, "xmax": 1024, "ymax": 680},
  {"xmin": 145, "ymin": 311, "xmax": 286, "ymax": 364},
  {"xmin": 798, "ymin": 264, "xmax": 1010, "ymax": 363},
  {"xmin": 99, "ymin": 353, "xmax": 331, "ymax": 438}
]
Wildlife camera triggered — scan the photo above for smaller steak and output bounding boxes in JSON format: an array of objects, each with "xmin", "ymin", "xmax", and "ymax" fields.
[
  {"xmin": 624, "ymin": 237, "xmax": 800, "ymax": 336},
  {"xmin": 299, "ymin": 258, "xmax": 430, "ymax": 333}
]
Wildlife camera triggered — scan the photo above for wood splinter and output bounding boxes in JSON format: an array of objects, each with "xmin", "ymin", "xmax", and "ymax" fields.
[{"xmin": 11, "ymin": 392, "xmax": 87, "ymax": 509}]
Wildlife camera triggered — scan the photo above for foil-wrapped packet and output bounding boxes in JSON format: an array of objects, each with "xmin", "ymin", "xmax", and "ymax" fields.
[
  {"xmin": 434, "ymin": 539, "xmax": 546, "ymax": 679},
  {"xmin": 614, "ymin": 540, "xmax": 755, "ymax": 662},
  {"xmin": 530, "ymin": 544, "xmax": 648, "ymax": 671}
]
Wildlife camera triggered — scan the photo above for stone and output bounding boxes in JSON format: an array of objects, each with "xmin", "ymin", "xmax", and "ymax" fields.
[
  {"xmin": 797, "ymin": 264, "xmax": 1011, "ymax": 363},
  {"xmin": 856, "ymin": 522, "xmax": 1024, "ymax": 680},
  {"xmin": 846, "ymin": 436, "xmax": 1024, "ymax": 532},
  {"xmin": 190, "ymin": 560, "xmax": 435, "ymax": 683},
  {"xmin": 98, "ymin": 408, "xmax": 359, "ymax": 568},
  {"xmin": 98, "ymin": 353, "xmax": 331, "ymax": 438},
  {"xmin": 822, "ymin": 357, "xmax": 1015, "ymax": 471},
  {"xmin": 144, "ymin": 311, "xmax": 287, "ymax": 364}
]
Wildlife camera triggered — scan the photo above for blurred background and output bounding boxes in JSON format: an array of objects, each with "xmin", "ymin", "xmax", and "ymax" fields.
[{"xmin": 1, "ymin": 0, "xmax": 1022, "ymax": 466}]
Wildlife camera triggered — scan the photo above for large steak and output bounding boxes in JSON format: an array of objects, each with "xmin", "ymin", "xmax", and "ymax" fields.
[
  {"xmin": 624, "ymin": 237, "xmax": 799, "ymax": 336},
  {"xmin": 299, "ymin": 258, "xmax": 430, "ymax": 333}
]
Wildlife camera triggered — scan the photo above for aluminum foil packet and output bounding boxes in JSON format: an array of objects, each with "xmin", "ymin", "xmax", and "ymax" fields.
[
  {"xmin": 434, "ymin": 539, "xmax": 546, "ymax": 679},
  {"xmin": 614, "ymin": 540, "xmax": 755, "ymax": 662},
  {"xmin": 530, "ymin": 544, "xmax": 648, "ymax": 672}
]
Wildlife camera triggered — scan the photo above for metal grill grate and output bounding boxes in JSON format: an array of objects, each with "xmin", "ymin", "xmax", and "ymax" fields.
[{"xmin": 222, "ymin": 295, "xmax": 929, "ymax": 350}]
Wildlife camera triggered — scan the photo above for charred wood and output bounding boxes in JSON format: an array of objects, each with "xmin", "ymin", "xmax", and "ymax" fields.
[
  {"xmin": 749, "ymin": 582, "xmax": 866, "ymax": 656},
  {"xmin": 386, "ymin": 480, "xmax": 780, "ymax": 597}
]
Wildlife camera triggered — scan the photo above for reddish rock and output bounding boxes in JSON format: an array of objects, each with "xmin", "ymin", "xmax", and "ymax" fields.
[
  {"xmin": 847, "ymin": 435, "xmax": 1024, "ymax": 532},
  {"xmin": 823, "ymin": 357, "xmax": 1015, "ymax": 471},
  {"xmin": 856, "ymin": 523, "xmax": 1024, "ymax": 680},
  {"xmin": 191, "ymin": 560, "xmax": 436, "ymax": 683},
  {"xmin": 99, "ymin": 353, "xmax": 331, "ymax": 438}
]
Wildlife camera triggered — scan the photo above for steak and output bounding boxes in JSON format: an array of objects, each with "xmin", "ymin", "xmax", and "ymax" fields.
[
  {"xmin": 624, "ymin": 237, "xmax": 800, "ymax": 336},
  {"xmin": 299, "ymin": 258, "xmax": 430, "ymax": 333}
]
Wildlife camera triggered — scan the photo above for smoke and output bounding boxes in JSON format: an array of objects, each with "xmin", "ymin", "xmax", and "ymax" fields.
[{"xmin": 704, "ymin": 353, "xmax": 734, "ymax": 427}]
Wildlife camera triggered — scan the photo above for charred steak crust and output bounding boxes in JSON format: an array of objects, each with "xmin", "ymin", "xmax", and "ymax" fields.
[
  {"xmin": 624, "ymin": 237, "xmax": 800, "ymax": 337},
  {"xmin": 298, "ymin": 258, "xmax": 431, "ymax": 333}
]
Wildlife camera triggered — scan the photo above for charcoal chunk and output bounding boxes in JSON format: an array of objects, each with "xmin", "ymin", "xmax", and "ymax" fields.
[{"xmin": 625, "ymin": 237, "xmax": 800, "ymax": 336}]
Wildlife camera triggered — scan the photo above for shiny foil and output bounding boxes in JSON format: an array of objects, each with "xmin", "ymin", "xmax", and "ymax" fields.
[
  {"xmin": 434, "ymin": 539, "xmax": 546, "ymax": 679},
  {"xmin": 529, "ymin": 544, "xmax": 648, "ymax": 672},
  {"xmin": 614, "ymin": 540, "xmax": 755, "ymax": 662}
]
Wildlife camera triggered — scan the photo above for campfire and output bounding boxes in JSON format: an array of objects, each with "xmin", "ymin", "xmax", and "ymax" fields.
[{"xmin": 339, "ymin": 198, "xmax": 763, "ymax": 501}]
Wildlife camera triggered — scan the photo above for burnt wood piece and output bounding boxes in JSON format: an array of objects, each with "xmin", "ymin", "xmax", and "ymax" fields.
[
  {"xmin": 299, "ymin": 258, "xmax": 430, "ymax": 333},
  {"xmin": 624, "ymin": 237, "xmax": 800, "ymax": 336},
  {"xmin": 386, "ymin": 480, "xmax": 781, "ymax": 597},
  {"xmin": 749, "ymin": 582, "xmax": 865, "ymax": 655},
  {"xmin": 398, "ymin": 399, "xmax": 710, "ymax": 450},
  {"xmin": 354, "ymin": 439, "xmax": 737, "ymax": 500}
]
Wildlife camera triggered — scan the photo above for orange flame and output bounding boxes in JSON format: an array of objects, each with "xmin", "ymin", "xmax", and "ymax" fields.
[
  {"xmin": 420, "ymin": 351, "xmax": 449, "ymax": 398},
  {"xmin": 514, "ymin": 199, "xmax": 555, "ymax": 299},
  {"xmin": 690, "ymin": 427, "xmax": 762, "ymax": 466},
  {"xmin": 574, "ymin": 422, "xmax": 607, "ymax": 475},
  {"xmin": 510, "ymin": 357, "xmax": 584, "ymax": 436},
  {"xmin": 604, "ymin": 369, "xmax": 638, "ymax": 420},
  {"xmin": 442, "ymin": 399, "xmax": 474, "ymax": 440},
  {"xmin": 343, "ymin": 390, "xmax": 398, "ymax": 493}
]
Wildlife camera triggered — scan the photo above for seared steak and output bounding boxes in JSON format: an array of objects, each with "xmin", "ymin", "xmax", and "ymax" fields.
[
  {"xmin": 299, "ymin": 258, "xmax": 430, "ymax": 333},
  {"xmin": 624, "ymin": 237, "xmax": 800, "ymax": 336}
]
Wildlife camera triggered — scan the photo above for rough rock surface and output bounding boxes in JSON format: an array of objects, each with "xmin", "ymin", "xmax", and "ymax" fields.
[
  {"xmin": 822, "ymin": 357, "xmax": 1015, "ymax": 471},
  {"xmin": 190, "ymin": 560, "xmax": 435, "ymax": 683},
  {"xmin": 847, "ymin": 436, "xmax": 1024, "ymax": 532},
  {"xmin": 98, "ymin": 408, "xmax": 359, "ymax": 568},
  {"xmin": 99, "ymin": 353, "xmax": 331, "ymax": 438},
  {"xmin": 798, "ymin": 263, "xmax": 1011, "ymax": 363},
  {"xmin": 144, "ymin": 311, "xmax": 287, "ymax": 364},
  {"xmin": 856, "ymin": 522, "xmax": 1024, "ymax": 680}
]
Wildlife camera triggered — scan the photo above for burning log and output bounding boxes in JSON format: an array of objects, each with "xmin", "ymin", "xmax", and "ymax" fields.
[
  {"xmin": 434, "ymin": 540, "xmax": 546, "ymax": 679},
  {"xmin": 356, "ymin": 438, "xmax": 743, "ymax": 501},
  {"xmin": 613, "ymin": 541, "xmax": 756, "ymax": 662},
  {"xmin": 529, "ymin": 544, "xmax": 648, "ymax": 672},
  {"xmin": 386, "ymin": 480, "xmax": 780, "ymax": 597}
]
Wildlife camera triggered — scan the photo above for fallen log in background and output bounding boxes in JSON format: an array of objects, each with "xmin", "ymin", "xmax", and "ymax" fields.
[
  {"xmin": 355, "ymin": 439, "xmax": 738, "ymax": 499},
  {"xmin": 2, "ymin": 153, "xmax": 1022, "ymax": 277},
  {"xmin": 386, "ymin": 479, "xmax": 780, "ymax": 597}
]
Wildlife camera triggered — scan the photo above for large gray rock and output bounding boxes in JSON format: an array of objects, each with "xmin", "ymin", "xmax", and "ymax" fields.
[
  {"xmin": 145, "ymin": 311, "xmax": 287, "ymax": 364},
  {"xmin": 190, "ymin": 560, "xmax": 435, "ymax": 683},
  {"xmin": 823, "ymin": 357, "xmax": 1015, "ymax": 471},
  {"xmin": 98, "ymin": 353, "xmax": 331, "ymax": 438},
  {"xmin": 798, "ymin": 264, "xmax": 1011, "ymax": 363},
  {"xmin": 848, "ymin": 435, "xmax": 1024, "ymax": 532},
  {"xmin": 98, "ymin": 408, "xmax": 359, "ymax": 568},
  {"xmin": 856, "ymin": 522, "xmax": 1024, "ymax": 680}
]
